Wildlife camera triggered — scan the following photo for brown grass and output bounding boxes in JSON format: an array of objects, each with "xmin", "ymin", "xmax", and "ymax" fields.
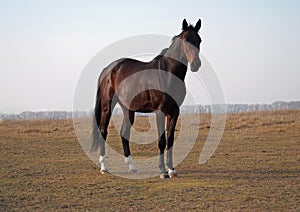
[{"xmin": 0, "ymin": 110, "xmax": 299, "ymax": 211}]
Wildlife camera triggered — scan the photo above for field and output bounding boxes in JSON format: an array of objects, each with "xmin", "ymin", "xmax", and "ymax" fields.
[{"xmin": 1, "ymin": 110, "xmax": 300, "ymax": 211}]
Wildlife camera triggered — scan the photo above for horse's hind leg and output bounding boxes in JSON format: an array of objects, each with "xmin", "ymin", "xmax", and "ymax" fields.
[
  {"xmin": 121, "ymin": 108, "xmax": 137, "ymax": 173},
  {"xmin": 98, "ymin": 100, "xmax": 115, "ymax": 174}
]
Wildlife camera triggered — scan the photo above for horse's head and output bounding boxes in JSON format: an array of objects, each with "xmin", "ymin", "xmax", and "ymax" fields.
[{"xmin": 179, "ymin": 19, "xmax": 202, "ymax": 72}]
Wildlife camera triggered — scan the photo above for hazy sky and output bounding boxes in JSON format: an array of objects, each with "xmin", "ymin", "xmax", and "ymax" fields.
[{"xmin": 0, "ymin": 0, "xmax": 299, "ymax": 113}]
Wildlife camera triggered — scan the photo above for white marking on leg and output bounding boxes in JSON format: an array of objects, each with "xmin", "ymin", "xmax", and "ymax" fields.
[
  {"xmin": 168, "ymin": 168, "xmax": 178, "ymax": 178},
  {"xmin": 125, "ymin": 156, "xmax": 138, "ymax": 173},
  {"xmin": 99, "ymin": 155, "xmax": 108, "ymax": 173},
  {"xmin": 160, "ymin": 172, "xmax": 170, "ymax": 179}
]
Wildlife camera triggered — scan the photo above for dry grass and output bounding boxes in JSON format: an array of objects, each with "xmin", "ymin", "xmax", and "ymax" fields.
[{"xmin": 0, "ymin": 110, "xmax": 299, "ymax": 211}]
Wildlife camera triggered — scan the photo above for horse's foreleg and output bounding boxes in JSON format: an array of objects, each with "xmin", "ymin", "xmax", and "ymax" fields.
[
  {"xmin": 156, "ymin": 111, "xmax": 168, "ymax": 178},
  {"xmin": 121, "ymin": 110, "xmax": 137, "ymax": 173},
  {"xmin": 166, "ymin": 111, "xmax": 179, "ymax": 178}
]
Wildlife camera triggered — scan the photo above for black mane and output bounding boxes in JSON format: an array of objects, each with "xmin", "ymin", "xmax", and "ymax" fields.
[
  {"xmin": 154, "ymin": 48, "xmax": 168, "ymax": 59},
  {"xmin": 153, "ymin": 34, "xmax": 180, "ymax": 60},
  {"xmin": 154, "ymin": 24, "xmax": 198, "ymax": 61}
]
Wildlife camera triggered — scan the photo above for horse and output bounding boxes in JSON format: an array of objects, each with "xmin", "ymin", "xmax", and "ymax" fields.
[{"xmin": 92, "ymin": 19, "xmax": 202, "ymax": 178}]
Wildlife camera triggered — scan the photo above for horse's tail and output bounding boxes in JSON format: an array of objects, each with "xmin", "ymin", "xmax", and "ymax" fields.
[{"xmin": 91, "ymin": 84, "xmax": 101, "ymax": 152}]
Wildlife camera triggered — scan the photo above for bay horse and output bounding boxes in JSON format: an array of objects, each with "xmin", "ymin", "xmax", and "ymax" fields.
[{"xmin": 92, "ymin": 19, "xmax": 202, "ymax": 178}]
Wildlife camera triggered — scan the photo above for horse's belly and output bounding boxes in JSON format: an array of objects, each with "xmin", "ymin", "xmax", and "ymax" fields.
[
  {"xmin": 118, "ymin": 89, "xmax": 186, "ymax": 113},
  {"xmin": 118, "ymin": 90, "xmax": 163, "ymax": 112}
]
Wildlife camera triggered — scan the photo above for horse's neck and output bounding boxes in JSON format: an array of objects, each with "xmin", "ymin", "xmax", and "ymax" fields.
[{"xmin": 161, "ymin": 41, "xmax": 188, "ymax": 81}]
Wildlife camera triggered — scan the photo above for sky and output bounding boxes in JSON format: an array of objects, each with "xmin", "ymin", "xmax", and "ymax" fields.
[{"xmin": 0, "ymin": 0, "xmax": 299, "ymax": 113}]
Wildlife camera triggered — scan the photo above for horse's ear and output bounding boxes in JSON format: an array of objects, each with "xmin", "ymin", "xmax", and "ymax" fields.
[
  {"xmin": 182, "ymin": 19, "xmax": 188, "ymax": 31},
  {"xmin": 195, "ymin": 19, "xmax": 201, "ymax": 32}
]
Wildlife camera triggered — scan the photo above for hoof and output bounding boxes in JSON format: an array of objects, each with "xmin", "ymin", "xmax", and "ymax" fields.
[
  {"xmin": 168, "ymin": 169, "xmax": 178, "ymax": 178},
  {"xmin": 100, "ymin": 169, "xmax": 109, "ymax": 175},
  {"xmin": 129, "ymin": 168, "xmax": 138, "ymax": 174},
  {"xmin": 160, "ymin": 172, "xmax": 170, "ymax": 179}
]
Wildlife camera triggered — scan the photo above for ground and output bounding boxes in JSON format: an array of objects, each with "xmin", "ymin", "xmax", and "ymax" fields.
[{"xmin": 0, "ymin": 110, "xmax": 299, "ymax": 211}]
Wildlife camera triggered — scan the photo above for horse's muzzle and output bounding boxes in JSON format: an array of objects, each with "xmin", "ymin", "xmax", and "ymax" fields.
[{"xmin": 191, "ymin": 59, "xmax": 201, "ymax": 72}]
